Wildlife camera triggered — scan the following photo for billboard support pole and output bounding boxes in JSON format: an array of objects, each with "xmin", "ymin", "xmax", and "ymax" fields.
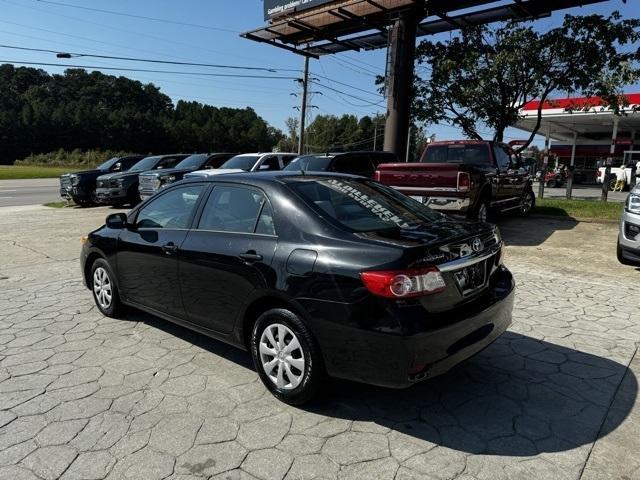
[
  {"xmin": 383, "ymin": 11, "xmax": 418, "ymax": 159},
  {"xmin": 298, "ymin": 54, "xmax": 310, "ymax": 155}
]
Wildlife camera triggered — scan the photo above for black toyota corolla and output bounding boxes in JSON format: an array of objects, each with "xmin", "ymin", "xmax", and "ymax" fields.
[{"xmin": 80, "ymin": 172, "xmax": 514, "ymax": 404}]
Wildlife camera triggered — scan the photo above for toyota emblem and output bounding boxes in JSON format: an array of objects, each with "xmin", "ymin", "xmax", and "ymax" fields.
[{"xmin": 472, "ymin": 238, "xmax": 483, "ymax": 252}]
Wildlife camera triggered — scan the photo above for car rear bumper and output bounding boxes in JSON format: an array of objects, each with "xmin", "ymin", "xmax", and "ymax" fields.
[
  {"xmin": 301, "ymin": 266, "xmax": 515, "ymax": 388},
  {"xmin": 421, "ymin": 196, "xmax": 471, "ymax": 212}
]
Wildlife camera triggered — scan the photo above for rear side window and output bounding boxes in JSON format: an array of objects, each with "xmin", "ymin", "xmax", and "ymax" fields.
[
  {"xmin": 281, "ymin": 155, "xmax": 297, "ymax": 167},
  {"xmin": 136, "ymin": 185, "xmax": 204, "ymax": 229},
  {"xmin": 422, "ymin": 145, "xmax": 491, "ymax": 165},
  {"xmin": 198, "ymin": 186, "xmax": 274, "ymax": 234}
]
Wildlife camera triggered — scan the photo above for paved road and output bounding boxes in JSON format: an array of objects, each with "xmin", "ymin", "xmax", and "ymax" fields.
[
  {"xmin": 0, "ymin": 207, "xmax": 638, "ymax": 480},
  {"xmin": 0, "ymin": 179, "xmax": 61, "ymax": 207}
]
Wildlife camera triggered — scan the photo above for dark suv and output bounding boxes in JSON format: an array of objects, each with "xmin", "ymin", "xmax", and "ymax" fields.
[
  {"xmin": 284, "ymin": 151, "xmax": 399, "ymax": 178},
  {"xmin": 59, "ymin": 155, "xmax": 144, "ymax": 206},
  {"xmin": 95, "ymin": 154, "xmax": 189, "ymax": 206},
  {"xmin": 138, "ymin": 153, "xmax": 236, "ymax": 201}
]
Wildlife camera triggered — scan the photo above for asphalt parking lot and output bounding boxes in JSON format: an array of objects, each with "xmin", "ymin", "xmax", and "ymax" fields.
[{"xmin": 0, "ymin": 205, "xmax": 638, "ymax": 480}]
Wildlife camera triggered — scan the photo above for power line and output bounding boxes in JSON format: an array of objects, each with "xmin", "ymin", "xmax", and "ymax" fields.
[
  {"xmin": 0, "ymin": 60, "xmax": 301, "ymax": 80},
  {"xmin": 0, "ymin": 44, "xmax": 301, "ymax": 73},
  {"xmin": 312, "ymin": 82, "xmax": 385, "ymax": 107},
  {"xmin": 32, "ymin": 0, "xmax": 239, "ymax": 33},
  {"xmin": 313, "ymin": 73, "xmax": 383, "ymax": 98}
]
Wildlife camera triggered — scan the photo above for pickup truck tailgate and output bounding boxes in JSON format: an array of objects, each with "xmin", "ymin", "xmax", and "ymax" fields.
[{"xmin": 376, "ymin": 163, "xmax": 459, "ymax": 190}]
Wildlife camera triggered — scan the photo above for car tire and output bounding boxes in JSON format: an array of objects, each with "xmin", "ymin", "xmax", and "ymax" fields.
[
  {"xmin": 90, "ymin": 258, "xmax": 123, "ymax": 318},
  {"xmin": 469, "ymin": 197, "xmax": 490, "ymax": 223},
  {"xmin": 520, "ymin": 189, "xmax": 535, "ymax": 216},
  {"xmin": 251, "ymin": 308, "xmax": 324, "ymax": 405}
]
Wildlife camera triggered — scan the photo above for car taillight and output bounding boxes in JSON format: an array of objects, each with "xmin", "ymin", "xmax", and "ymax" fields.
[
  {"xmin": 374, "ymin": 170, "xmax": 381, "ymax": 182},
  {"xmin": 457, "ymin": 172, "xmax": 470, "ymax": 192},
  {"xmin": 360, "ymin": 267, "xmax": 446, "ymax": 298}
]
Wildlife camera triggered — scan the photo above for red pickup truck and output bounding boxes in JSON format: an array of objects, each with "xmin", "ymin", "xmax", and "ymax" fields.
[{"xmin": 375, "ymin": 140, "xmax": 535, "ymax": 221}]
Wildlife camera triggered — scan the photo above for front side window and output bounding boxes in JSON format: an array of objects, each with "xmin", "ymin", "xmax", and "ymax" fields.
[
  {"xmin": 198, "ymin": 185, "xmax": 274, "ymax": 234},
  {"xmin": 156, "ymin": 156, "xmax": 184, "ymax": 170},
  {"xmin": 136, "ymin": 185, "xmax": 204, "ymax": 229},
  {"xmin": 258, "ymin": 156, "xmax": 280, "ymax": 171},
  {"xmin": 493, "ymin": 146, "xmax": 511, "ymax": 171},
  {"xmin": 287, "ymin": 177, "xmax": 442, "ymax": 232}
]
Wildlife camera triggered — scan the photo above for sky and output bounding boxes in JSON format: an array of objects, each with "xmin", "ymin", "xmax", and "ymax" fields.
[{"xmin": 0, "ymin": 0, "xmax": 638, "ymax": 147}]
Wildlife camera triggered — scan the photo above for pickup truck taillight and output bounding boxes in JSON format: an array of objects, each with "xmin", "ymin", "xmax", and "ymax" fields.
[
  {"xmin": 457, "ymin": 172, "xmax": 471, "ymax": 192},
  {"xmin": 360, "ymin": 267, "xmax": 446, "ymax": 298},
  {"xmin": 374, "ymin": 170, "xmax": 381, "ymax": 182},
  {"xmin": 596, "ymin": 170, "xmax": 602, "ymax": 177}
]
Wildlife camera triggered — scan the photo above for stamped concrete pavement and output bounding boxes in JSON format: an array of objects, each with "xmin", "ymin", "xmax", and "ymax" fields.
[{"xmin": 0, "ymin": 205, "xmax": 638, "ymax": 480}]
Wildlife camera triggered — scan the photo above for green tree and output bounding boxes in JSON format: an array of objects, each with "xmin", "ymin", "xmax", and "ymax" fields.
[{"xmin": 414, "ymin": 12, "xmax": 640, "ymax": 148}]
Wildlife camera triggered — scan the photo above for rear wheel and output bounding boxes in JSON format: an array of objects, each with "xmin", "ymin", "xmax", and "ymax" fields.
[
  {"xmin": 90, "ymin": 258, "xmax": 123, "ymax": 318},
  {"xmin": 469, "ymin": 197, "xmax": 490, "ymax": 223},
  {"xmin": 251, "ymin": 308, "xmax": 324, "ymax": 405}
]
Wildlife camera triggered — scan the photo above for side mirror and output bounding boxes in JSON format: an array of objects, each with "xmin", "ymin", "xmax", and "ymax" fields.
[
  {"xmin": 112, "ymin": 163, "xmax": 122, "ymax": 172},
  {"xmin": 106, "ymin": 213, "xmax": 127, "ymax": 229}
]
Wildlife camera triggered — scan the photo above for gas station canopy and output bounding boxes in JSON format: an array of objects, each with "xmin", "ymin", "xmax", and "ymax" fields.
[{"xmin": 515, "ymin": 94, "xmax": 640, "ymax": 144}]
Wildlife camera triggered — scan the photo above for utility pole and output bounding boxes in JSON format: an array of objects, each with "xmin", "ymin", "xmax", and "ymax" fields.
[
  {"xmin": 405, "ymin": 126, "xmax": 412, "ymax": 162},
  {"xmin": 297, "ymin": 55, "xmax": 310, "ymax": 155}
]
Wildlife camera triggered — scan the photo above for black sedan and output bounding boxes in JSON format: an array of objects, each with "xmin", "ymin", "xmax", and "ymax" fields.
[
  {"xmin": 81, "ymin": 172, "xmax": 514, "ymax": 404},
  {"xmin": 94, "ymin": 154, "xmax": 189, "ymax": 206},
  {"xmin": 59, "ymin": 155, "xmax": 144, "ymax": 206}
]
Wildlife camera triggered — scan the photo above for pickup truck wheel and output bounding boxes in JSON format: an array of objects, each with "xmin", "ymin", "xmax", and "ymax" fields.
[
  {"xmin": 520, "ymin": 190, "xmax": 535, "ymax": 216},
  {"xmin": 472, "ymin": 200, "xmax": 489, "ymax": 223}
]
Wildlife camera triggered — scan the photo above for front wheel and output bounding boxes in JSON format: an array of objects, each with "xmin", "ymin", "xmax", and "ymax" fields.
[
  {"xmin": 90, "ymin": 258, "xmax": 123, "ymax": 318},
  {"xmin": 251, "ymin": 308, "xmax": 324, "ymax": 405},
  {"xmin": 520, "ymin": 189, "xmax": 535, "ymax": 216}
]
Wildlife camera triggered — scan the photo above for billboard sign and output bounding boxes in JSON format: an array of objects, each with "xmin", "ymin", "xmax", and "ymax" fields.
[{"xmin": 264, "ymin": 0, "xmax": 336, "ymax": 20}]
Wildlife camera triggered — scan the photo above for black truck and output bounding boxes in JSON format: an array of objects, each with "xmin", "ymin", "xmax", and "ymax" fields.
[
  {"xmin": 95, "ymin": 154, "xmax": 189, "ymax": 206},
  {"xmin": 137, "ymin": 153, "xmax": 236, "ymax": 202},
  {"xmin": 59, "ymin": 155, "xmax": 144, "ymax": 206}
]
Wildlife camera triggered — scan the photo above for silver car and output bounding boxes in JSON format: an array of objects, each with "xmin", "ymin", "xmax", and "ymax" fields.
[{"xmin": 618, "ymin": 183, "xmax": 640, "ymax": 265}]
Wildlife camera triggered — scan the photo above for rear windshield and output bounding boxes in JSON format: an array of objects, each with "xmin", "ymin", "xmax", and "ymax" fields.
[
  {"xmin": 284, "ymin": 155, "xmax": 333, "ymax": 172},
  {"xmin": 422, "ymin": 144, "xmax": 491, "ymax": 165},
  {"xmin": 175, "ymin": 154, "xmax": 207, "ymax": 169},
  {"xmin": 287, "ymin": 177, "xmax": 442, "ymax": 232},
  {"xmin": 221, "ymin": 155, "xmax": 260, "ymax": 171}
]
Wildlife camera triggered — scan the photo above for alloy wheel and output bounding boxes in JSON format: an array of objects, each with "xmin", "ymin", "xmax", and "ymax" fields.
[
  {"xmin": 259, "ymin": 323, "xmax": 305, "ymax": 390},
  {"xmin": 521, "ymin": 192, "xmax": 533, "ymax": 213},
  {"xmin": 93, "ymin": 267, "xmax": 112, "ymax": 310}
]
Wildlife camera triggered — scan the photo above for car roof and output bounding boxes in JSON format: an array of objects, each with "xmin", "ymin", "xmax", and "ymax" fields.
[{"xmin": 180, "ymin": 170, "xmax": 364, "ymax": 187}]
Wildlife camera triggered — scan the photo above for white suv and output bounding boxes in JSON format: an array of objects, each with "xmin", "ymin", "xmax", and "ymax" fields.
[
  {"xmin": 618, "ymin": 183, "xmax": 640, "ymax": 265},
  {"xmin": 185, "ymin": 153, "xmax": 298, "ymax": 179}
]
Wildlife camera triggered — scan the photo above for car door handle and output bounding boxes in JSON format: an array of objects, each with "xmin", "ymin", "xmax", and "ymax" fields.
[
  {"xmin": 162, "ymin": 242, "xmax": 178, "ymax": 255},
  {"xmin": 239, "ymin": 251, "xmax": 263, "ymax": 263}
]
